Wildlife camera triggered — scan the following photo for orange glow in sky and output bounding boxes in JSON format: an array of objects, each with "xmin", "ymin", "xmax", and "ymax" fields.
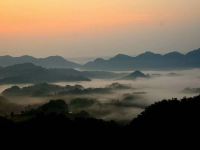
[
  {"xmin": 0, "ymin": 0, "xmax": 175, "ymax": 36},
  {"xmin": 0, "ymin": 0, "xmax": 200, "ymax": 57}
]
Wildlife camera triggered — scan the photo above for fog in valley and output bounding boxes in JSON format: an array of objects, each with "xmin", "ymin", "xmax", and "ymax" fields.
[{"xmin": 0, "ymin": 69, "xmax": 199, "ymax": 122}]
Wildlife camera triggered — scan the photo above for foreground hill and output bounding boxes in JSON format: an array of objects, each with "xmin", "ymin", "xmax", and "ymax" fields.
[
  {"xmin": 0, "ymin": 95, "xmax": 200, "ymax": 138},
  {"xmin": 128, "ymin": 95, "xmax": 200, "ymax": 136},
  {"xmin": 83, "ymin": 48, "xmax": 200, "ymax": 70},
  {"xmin": 0, "ymin": 55, "xmax": 80, "ymax": 68},
  {"xmin": 0, "ymin": 63, "xmax": 90, "ymax": 84},
  {"xmin": 0, "ymin": 96, "xmax": 22, "ymax": 115}
]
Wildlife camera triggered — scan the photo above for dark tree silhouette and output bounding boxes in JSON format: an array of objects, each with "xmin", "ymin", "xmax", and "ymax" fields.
[
  {"xmin": 0, "ymin": 96, "xmax": 200, "ymax": 142},
  {"xmin": 127, "ymin": 95, "xmax": 200, "ymax": 137}
]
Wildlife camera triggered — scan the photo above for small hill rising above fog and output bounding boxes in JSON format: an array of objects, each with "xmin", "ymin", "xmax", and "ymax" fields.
[{"xmin": 121, "ymin": 71, "xmax": 150, "ymax": 80}]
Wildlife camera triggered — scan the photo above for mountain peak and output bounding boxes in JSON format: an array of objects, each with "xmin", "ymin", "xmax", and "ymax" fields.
[
  {"xmin": 122, "ymin": 70, "xmax": 149, "ymax": 80},
  {"xmin": 0, "ymin": 55, "xmax": 80, "ymax": 68},
  {"xmin": 115, "ymin": 53, "xmax": 129, "ymax": 57},
  {"xmin": 21, "ymin": 55, "xmax": 34, "ymax": 58},
  {"xmin": 138, "ymin": 51, "xmax": 160, "ymax": 58},
  {"xmin": 130, "ymin": 70, "xmax": 146, "ymax": 76},
  {"xmin": 94, "ymin": 58, "xmax": 105, "ymax": 62},
  {"xmin": 186, "ymin": 48, "xmax": 200, "ymax": 56},
  {"xmin": 142, "ymin": 51, "xmax": 155, "ymax": 55},
  {"xmin": 110, "ymin": 53, "xmax": 132, "ymax": 61},
  {"xmin": 20, "ymin": 55, "xmax": 35, "ymax": 60},
  {"xmin": 45, "ymin": 55, "xmax": 66, "ymax": 60},
  {"xmin": 164, "ymin": 51, "xmax": 184, "ymax": 57}
]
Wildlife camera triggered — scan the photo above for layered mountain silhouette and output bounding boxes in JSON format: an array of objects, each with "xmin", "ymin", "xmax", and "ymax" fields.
[
  {"xmin": 83, "ymin": 48, "xmax": 200, "ymax": 70},
  {"xmin": 1, "ymin": 48, "xmax": 200, "ymax": 71},
  {"xmin": 0, "ymin": 55, "xmax": 80, "ymax": 68},
  {"xmin": 0, "ymin": 63, "xmax": 129, "ymax": 84},
  {"xmin": 0, "ymin": 63, "xmax": 90, "ymax": 84}
]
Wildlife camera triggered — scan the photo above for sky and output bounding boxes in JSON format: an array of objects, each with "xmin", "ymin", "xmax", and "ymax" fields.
[{"xmin": 0, "ymin": 0, "xmax": 200, "ymax": 58}]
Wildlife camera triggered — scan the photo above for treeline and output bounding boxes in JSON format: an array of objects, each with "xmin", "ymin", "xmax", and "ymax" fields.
[{"xmin": 1, "ymin": 95, "xmax": 200, "ymax": 139}]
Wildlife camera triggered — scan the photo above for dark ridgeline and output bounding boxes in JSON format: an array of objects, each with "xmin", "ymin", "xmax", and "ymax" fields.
[
  {"xmin": 0, "ymin": 63, "xmax": 90, "ymax": 84},
  {"xmin": 0, "ymin": 63, "xmax": 144, "ymax": 84},
  {"xmin": 1, "ymin": 82, "xmax": 131, "ymax": 97},
  {"xmin": 0, "ymin": 48, "xmax": 200, "ymax": 71},
  {"xmin": 0, "ymin": 95, "xmax": 200, "ymax": 142},
  {"xmin": 0, "ymin": 55, "xmax": 80, "ymax": 68},
  {"xmin": 128, "ymin": 96, "xmax": 200, "ymax": 133},
  {"xmin": 83, "ymin": 48, "xmax": 200, "ymax": 70}
]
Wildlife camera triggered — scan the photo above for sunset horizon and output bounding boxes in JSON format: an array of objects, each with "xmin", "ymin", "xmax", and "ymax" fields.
[
  {"xmin": 0, "ymin": 0, "xmax": 200, "ymax": 142},
  {"xmin": 0, "ymin": 0, "xmax": 200, "ymax": 57}
]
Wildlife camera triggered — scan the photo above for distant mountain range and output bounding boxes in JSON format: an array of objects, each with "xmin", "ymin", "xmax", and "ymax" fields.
[
  {"xmin": 0, "ymin": 63, "xmax": 90, "ymax": 84},
  {"xmin": 0, "ymin": 55, "xmax": 80, "ymax": 68},
  {"xmin": 0, "ymin": 48, "xmax": 200, "ymax": 71},
  {"xmin": 83, "ymin": 48, "xmax": 200, "ymax": 71},
  {"xmin": 0, "ymin": 63, "xmax": 129, "ymax": 84}
]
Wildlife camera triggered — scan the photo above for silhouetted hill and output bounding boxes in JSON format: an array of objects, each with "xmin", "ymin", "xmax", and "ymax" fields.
[
  {"xmin": 24, "ymin": 100, "xmax": 69, "ymax": 116},
  {"xmin": 2, "ymin": 83, "xmax": 64, "ymax": 96},
  {"xmin": 0, "ymin": 96, "xmax": 200, "ymax": 143},
  {"xmin": 0, "ymin": 63, "xmax": 44, "ymax": 78},
  {"xmin": 137, "ymin": 51, "xmax": 162, "ymax": 59},
  {"xmin": 69, "ymin": 98, "xmax": 97, "ymax": 109},
  {"xmin": 83, "ymin": 48, "xmax": 200, "ymax": 70},
  {"xmin": 128, "ymin": 95, "xmax": 200, "ymax": 135},
  {"xmin": 2, "ymin": 82, "xmax": 131, "ymax": 97},
  {"xmin": 110, "ymin": 54, "xmax": 133, "ymax": 61},
  {"xmin": 0, "ymin": 63, "xmax": 90, "ymax": 84},
  {"xmin": 183, "ymin": 87, "xmax": 200, "ymax": 94},
  {"xmin": 164, "ymin": 51, "xmax": 184, "ymax": 58},
  {"xmin": 106, "ymin": 82, "xmax": 132, "ymax": 89},
  {"xmin": 0, "ymin": 96, "xmax": 22, "ymax": 115},
  {"xmin": 121, "ymin": 71, "xmax": 150, "ymax": 80},
  {"xmin": 0, "ymin": 55, "xmax": 80, "ymax": 68}
]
